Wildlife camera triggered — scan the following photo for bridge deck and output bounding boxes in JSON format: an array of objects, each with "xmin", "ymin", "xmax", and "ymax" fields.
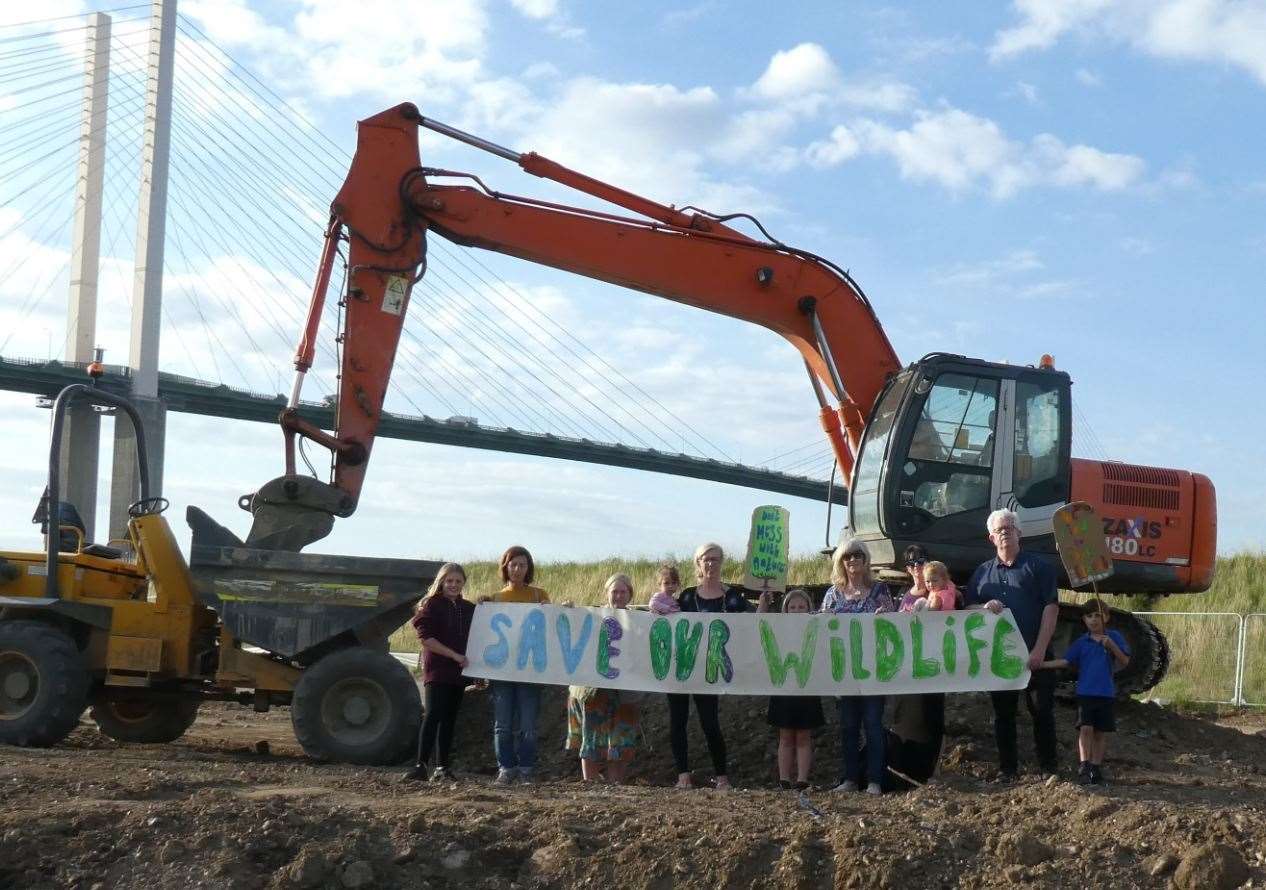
[{"xmin": 0, "ymin": 356, "xmax": 847, "ymax": 505}]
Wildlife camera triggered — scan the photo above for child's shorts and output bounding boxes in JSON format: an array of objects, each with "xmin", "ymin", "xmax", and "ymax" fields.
[{"xmin": 1076, "ymin": 695, "xmax": 1116, "ymax": 732}]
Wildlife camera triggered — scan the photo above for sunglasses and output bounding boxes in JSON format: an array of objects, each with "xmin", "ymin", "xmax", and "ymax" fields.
[
  {"xmin": 906, "ymin": 558, "xmax": 927, "ymax": 567},
  {"xmin": 844, "ymin": 553, "xmax": 866, "ymax": 561}
]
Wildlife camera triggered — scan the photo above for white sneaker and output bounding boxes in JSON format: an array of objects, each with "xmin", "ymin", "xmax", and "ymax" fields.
[
  {"xmin": 865, "ymin": 782, "xmax": 882, "ymax": 796},
  {"xmin": 495, "ymin": 768, "xmax": 516, "ymax": 785},
  {"xmin": 832, "ymin": 780, "xmax": 859, "ymax": 792}
]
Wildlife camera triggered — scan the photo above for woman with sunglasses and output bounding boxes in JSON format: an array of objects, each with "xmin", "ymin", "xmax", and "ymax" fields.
[
  {"xmin": 897, "ymin": 544, "xmax": 930, "ymax": 612},
  {"xmin": 821, "ymin": 539, "xmax": 893, "ymax": 795}
]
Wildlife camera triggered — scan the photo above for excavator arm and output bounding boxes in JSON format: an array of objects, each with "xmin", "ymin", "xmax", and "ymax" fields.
[{"xmin": 244, "ymin": 102, "xmax": 901, "ymax": 551}]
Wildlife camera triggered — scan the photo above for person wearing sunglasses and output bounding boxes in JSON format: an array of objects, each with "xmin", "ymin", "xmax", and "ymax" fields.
[
  {"xmin": 965, "ymin": 508, "xmax": 1060, "ymax": 781},
  {"xmin": 898, "ymin": 544, "xmax": 931, "ymax": 612},
  {"xmin": 821, "ymin": 540, "xmax": 893, "ymax": 795}
]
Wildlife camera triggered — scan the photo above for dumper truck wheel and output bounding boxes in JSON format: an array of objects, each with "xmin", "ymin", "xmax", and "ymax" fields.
[
  {"xmin": 0, "ymin": 620, "xmax": 90, "ymax": 747},
  {"xmin": 90, "ymin": 697, "xmax": 200, "ymax": 744},
  {"xmin": 291, "ymin": 646, "xmax": 420, "ymax": 765}
]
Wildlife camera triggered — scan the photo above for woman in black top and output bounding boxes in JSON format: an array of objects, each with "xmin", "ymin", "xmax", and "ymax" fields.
[{"xmin": 670, "ymin": 542, "xmax": 750, "ymax": 789}]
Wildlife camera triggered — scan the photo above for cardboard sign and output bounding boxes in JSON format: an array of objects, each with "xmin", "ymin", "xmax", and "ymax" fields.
[
  {"xmin": 743, "ymin": 505, "xmax": 790, "ymax": 593},
  {"xmin": 464, "ymin": 603, "xmax": 1031, "ymax": 696},
  {"xmin": 1053, "ymin": 501, "xmax": 1114, "ymax": 588}
]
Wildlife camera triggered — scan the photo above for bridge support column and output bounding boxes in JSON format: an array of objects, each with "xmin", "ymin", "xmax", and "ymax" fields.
[
  {"xmin": 108, "ymin": 396, "xmax": 166, "ymax": 541},
  {"xmin": 60, "ymin": 12, "xmax": 111, "ymax": 539},
  {"xmin": 111, "ymin": 0, "xmax": 175, "ymax": 539}
]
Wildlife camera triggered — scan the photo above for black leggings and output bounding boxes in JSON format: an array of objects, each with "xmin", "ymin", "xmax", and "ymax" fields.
[
  {"xmin": 667, "ymin": 693, "xmax": 727, "ymax": 776},
  {"xmin": 416, "ymin": 682, "xmax": 465, "ymax": 769}
]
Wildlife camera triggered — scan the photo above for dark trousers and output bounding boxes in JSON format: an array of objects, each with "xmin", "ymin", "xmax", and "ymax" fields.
[
  {"xmin": 838, "ymin": 695, "xmax": 886, "ymax": 785},
  {"xmin": 667, "ymin": 693, "xmax": 727, "ymax": 775},
  {"xmin": 989, "ymin": 668, "xmax": 1057, "ymax": 774},
  {"xmin": 416, "ymin": 682, "xmax": 465, "ymax": 769}
]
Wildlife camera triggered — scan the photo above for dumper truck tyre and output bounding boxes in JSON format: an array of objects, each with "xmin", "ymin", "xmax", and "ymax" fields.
[
  {"xmin": 0, "ymin": 620, "xmax": 90, "ymax": 747},
  {"xmin": 89, "ymin": 697, "xmax": 200, "ymax": 744},
  {"xmin": 291, "ymin": 646, "xmax": 421, "ymax": 765}
]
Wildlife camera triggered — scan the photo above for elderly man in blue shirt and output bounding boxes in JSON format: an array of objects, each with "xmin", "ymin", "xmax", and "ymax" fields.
[{"xmin": 966, "ymin": 508, "xmax": 1060, "ymax": 780}]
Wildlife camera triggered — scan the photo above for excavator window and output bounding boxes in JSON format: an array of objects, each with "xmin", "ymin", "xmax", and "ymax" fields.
[
  {"xmin": 898, "ymin": 373, "xmax": 999, "ymax": 526},
  {"xmin": 1013, "ymin": 379, "xmax": 1066, "ymax": 506},
  {"xmin": 851, "ymin": 375, "xmax": 908, "ymax": 535}
]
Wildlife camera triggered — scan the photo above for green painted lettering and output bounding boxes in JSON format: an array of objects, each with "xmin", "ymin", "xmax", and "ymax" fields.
[
  {"xmin": 674, "ymin": 620, "xmax": 704, "ymax": 681},
  {"xmin": 964, "ymin": 612, "xmax": 988, "ymax": 677},
  {"xmin": 705, "ymin": 620, "xmax": 734, "ymax": 684},
  {"xmin": 990, "ymin": 618, "xmax": 1025, "ymax": 680},
  {"xmin": 942, "ymin": 617, "xmax": 958, "ymax": 675},
  {"xmin": 874, "ymin": 618, "xmax": 904, "ymax": 681},
  {"xmin": 911, "ymin": 617, "xmax": 940, "ymax": 680},
  {"xmin": 849, "ymin": 619, "xmax": 870, "ymax": 680},
  {"xmin": 759, "ymin": 618, "xmax": 820, "ymax": 689},
  {"xmin": 649, "ymin": 618, "xmax": 672, "ymax": 680}
]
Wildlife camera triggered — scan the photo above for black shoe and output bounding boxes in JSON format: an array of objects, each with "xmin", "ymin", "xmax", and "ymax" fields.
[
  {"xmin": 431, "ymin": 766, "xmax": 453, "ymax": 782},
  {"xmin": 1089, "ymin": 765, "xmax": 1104, "ymax": 785},
  {"xmin": 401, "ymin": 765, "xmax": 428, "ymax": 782},
  {"xmin": 778, "ymin": 779, "xmax": 794, "ymax": 790},
  {"xmin": 795, "ymin": 781, "xmax": 811, "ymax": 791},
  {"xmin": 992, "ymin": 770, "xmax": 1018, "ymax": 784},
  {"xmin": 1077, "ymin": 762, "xmax": 1093, "ymax": 786}
]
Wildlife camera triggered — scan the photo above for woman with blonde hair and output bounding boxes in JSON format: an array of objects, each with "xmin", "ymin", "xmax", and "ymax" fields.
[
  {"xmin": 565, "ymin": 573, "xmax": 642, "ymax": 783},
  {"xmin": 668, "ymin": 542, "xmax": 750, "ymax": 789},
  {"xmin": 821, "ymin": 539, "xmax": 893, "ymax": 795},
  {"xmin": 403, "ymin": 563, "xmax": 476, "ymax": 782}
]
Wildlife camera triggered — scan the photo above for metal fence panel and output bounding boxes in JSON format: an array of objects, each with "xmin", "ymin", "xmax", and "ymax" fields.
[
  {"xmin": 1238, "ymin": 614, "xmax": 1266, "ymax": 706},
  {"xmin": 1134, "ymin": 612, "xmax": 1244, "ymax": 706}
]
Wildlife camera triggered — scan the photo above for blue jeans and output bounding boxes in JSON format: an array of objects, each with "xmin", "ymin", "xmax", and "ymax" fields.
[
  {"xmin": 492, "ymin": 681, "xmax": 540, "ymax": 771},
  {"xmin": 838, "ymin": 695, "xmax": 886, "ymax": 785}
]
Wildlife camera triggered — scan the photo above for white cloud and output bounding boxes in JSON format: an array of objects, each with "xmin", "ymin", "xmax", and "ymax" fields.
[
  {"xmin": 836, "ymin": 79, "xmax": 920, "ymax": 113},
  {"xmin": 750, "ymin": 43, "xmax": 841, "ymax": 101},
  {"xmin": 524, "ymin": 78, "xmax": 768, "ymax": 212},
  {"xmin": 805, "ymin": 125, "xmax": 861, "ymax": 168},
  {"xmin": 990, "ymin": 0, "xmax": 1113, "ymax": 60},
  {"xmin": 1012, "ymin": 81, "xmax": 1040, "ymax": 104},
  {"xmin": 747, "ymin": 43, "xmax": 916, "ymax": 114},
  {"xmin": 509, "ymin": 0, "xmax": 560, "ymax": 19},
  {"xmin": 940, "ymin": 249, "xmax": 1045, "ymax": 288},
  {"xmin": 991, "ymin": 0, "xmax": 1266, "ymax": 87},
  {"xmin": 814, "ymin": 107, "xmax": 1145, "ymax": 198},
  {"xmin": 1075, "ymin": 68, "xmax": 1102, "ymax": 86}
]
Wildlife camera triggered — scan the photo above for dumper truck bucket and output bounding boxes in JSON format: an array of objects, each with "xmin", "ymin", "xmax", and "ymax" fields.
[{"xmin": 186, "ymin": 506, "xmax": 439, "ymax": 661}]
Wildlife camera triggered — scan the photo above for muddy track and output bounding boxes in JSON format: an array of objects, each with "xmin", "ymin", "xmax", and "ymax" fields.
[{"xmin": 1, "ymin": 689, "xmax": 1265, "ymax": 888}]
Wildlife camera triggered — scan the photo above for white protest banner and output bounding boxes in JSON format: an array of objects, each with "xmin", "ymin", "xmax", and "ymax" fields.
[{"xmin": 464, "ymin": 603, "xmax": 1031, "ymax": 696}]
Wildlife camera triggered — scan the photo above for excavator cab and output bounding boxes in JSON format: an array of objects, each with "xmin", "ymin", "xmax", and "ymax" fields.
[{"xmin": 848, "ymin": 353, "xmax": 1072, "ymax": 581}]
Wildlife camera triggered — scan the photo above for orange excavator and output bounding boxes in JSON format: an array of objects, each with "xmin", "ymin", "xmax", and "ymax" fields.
[{"xmin": 230, "ymin": 103, "xmax": 1216, "ymax": 695}]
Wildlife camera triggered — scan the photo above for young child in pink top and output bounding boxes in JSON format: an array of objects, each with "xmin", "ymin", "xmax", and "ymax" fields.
[
  {"xmin": 924, "ymin": 561, "xmax": 961, "ymax": 611},
  {"xmin": 899, "ymin": 559, "xmax": 960, "ymax": 611},
  {"xmin": 648, "ymin": 563, "xmax": 681, "ymax": 615}
]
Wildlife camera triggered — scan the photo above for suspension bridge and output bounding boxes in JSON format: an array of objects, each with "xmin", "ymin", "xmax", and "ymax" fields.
[{"xmin": 0, "ymin": 3, "xmax": 847, "ymax": 544}]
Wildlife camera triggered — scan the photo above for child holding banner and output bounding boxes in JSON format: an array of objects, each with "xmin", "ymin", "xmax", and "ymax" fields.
[
  {"xmin": 821, "ymin": 540, "xmax": 893, "ymax": 795},
  {"xmin": 566, "ymin": 573, "xmax": 643, "ymax": 783},
  {"xmin": 403, "ymin": 562, "xmax": 476, "ymax": 783},
  {"xmin": 491, "ymin": 546, "xmax": 550, "ymax": 784},
  {"xmin": 764, "ymin": 588, "xmax": 824, "ymax": 789}
]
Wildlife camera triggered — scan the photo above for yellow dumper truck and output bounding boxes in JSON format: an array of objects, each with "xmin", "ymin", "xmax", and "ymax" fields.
[{"xmin": 0, "ymin": 383, "xmax": 435, "ymax": 764}]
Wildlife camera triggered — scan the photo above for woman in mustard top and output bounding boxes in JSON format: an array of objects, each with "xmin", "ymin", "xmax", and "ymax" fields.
[{"xmin": 491, "ymin": 545, "xmax": 549, "ymax": 783}]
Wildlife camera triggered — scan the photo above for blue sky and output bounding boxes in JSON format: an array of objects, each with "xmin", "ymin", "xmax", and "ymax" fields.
[{"xmin": 0, "ymin": 0, "xmax": 1262, "ymax": 569}]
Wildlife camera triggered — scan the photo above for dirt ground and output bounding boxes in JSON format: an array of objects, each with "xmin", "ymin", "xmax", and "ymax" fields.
[{"xmin": 2, "ymin": 687, "xmax": 1265, "ymax": 889}]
